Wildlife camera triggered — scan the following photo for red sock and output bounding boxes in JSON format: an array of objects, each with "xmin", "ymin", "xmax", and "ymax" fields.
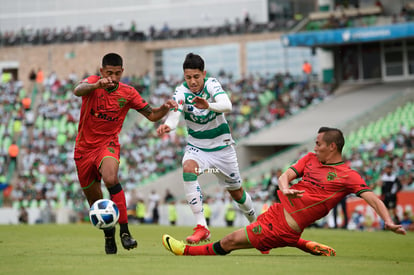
[
  {"xmin": 185, "ymin": 243, "xmax": 217, "ymax": 255},
  {"xmin": 109, "ymin": 186, "xmax": 128, "ymax": 224},
  {"xmin": 295, "ymin": 238, "xmax": 312, "ymax": 253}
]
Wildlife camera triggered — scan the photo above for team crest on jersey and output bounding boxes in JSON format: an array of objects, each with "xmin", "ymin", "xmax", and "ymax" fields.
[
  {"xmin": 326, "ymin": 171, "xmax": 337, "ymax": 181},
  {"xmin": 251, "ymin": 225, "xmax": 262, "ymax": 235},
  {"xmin": 118, "ymin": 98, "xmax": 127, "ymax": 108}
]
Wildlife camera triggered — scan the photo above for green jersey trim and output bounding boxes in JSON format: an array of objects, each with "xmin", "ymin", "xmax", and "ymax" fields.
[
  {"xmin": 356, "ymin": 189, "xmax": 372, "ymax": 197},
  {"xmin": 188, "ymin": 143, "xmax": 230, "ymax": 152},
  {"xmin": 188, "ymin": 123, "xmax": 230, "ymax": 139},
  {"xmin": 183, "ymin": 172, "xmax": 198, "ymax": 181},
  {"xmin": 213, "ymin": 91, "xmax": 226, "ymax": 98}
]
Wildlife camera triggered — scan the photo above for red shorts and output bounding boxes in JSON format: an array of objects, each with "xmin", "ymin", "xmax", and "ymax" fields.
[
  {"xmin": 245, "ymin": 203, "xmax": 301, "ymax": 251},
  {"xmin": 74, "ymin": 145, "xmax": 120, "ymax": 189}
]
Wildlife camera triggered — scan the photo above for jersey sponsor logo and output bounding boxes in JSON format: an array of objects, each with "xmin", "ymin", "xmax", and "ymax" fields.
[
  {"xmin": 188, "ymin": 111, "xmax": 218, "ymax": 124},
  {"xmin": 90, "ymin": 108, "xmax": 119, "ymax": 122},
  {"xmin": 108, "ymin": 147, "xmax": 115, "ymax": 153},
  {"xmin": 304, "ymin": 178, "xmax": 325, "ymax": 189}
]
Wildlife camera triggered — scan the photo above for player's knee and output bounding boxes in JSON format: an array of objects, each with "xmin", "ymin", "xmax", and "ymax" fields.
[
  {"xmin": 183, "ymin": 160, "xmax": 198, "ymax": 174},
  {"xmin": 102, "ymin": 174, "xmax": 118, "ymax": 187},
  {"xmin": 228, "ymin": 188, "xmax": 243, "ymax": 201}
]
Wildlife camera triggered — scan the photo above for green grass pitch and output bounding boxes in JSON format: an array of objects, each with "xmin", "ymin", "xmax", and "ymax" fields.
[{"xmin": 1, "ymin": 224, "xmax": 412, "ymax": 275}]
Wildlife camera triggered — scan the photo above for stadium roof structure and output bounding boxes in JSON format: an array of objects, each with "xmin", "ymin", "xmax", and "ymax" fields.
[{"xmin": 281, "ymin": 21, "xmax": 414, "ymax": 47}]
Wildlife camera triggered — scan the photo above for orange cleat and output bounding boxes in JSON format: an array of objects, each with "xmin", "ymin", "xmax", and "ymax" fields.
[{"xmin": 306, "ymin": 241, "xmax": 336, "ymax": 256}]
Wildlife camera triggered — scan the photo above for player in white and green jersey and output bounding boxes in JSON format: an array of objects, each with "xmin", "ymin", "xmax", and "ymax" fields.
[
  {"xmin": 157, "ymin": 53, "xmax": 257, "ymax": 244},
  {"xmin": 173, "ymin": 76, "xmax": 234, "ymax": 151}
]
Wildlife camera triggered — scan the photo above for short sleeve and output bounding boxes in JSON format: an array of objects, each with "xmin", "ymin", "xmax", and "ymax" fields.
[
  {"xmin": 81, "ymin": 75, "xmax": 100, "ymax": 84},
  {"xmin": 290, "ymin": 152, "xmax": 312, "ymax": 177},
  {"xmin": 130, "ymin": 89, "xmax": 149, "ymax": 111}
]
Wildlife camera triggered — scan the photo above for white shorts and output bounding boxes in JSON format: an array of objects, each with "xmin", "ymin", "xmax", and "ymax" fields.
[{"xmin": 182, "ymin": 145, "xmax": 242, "ymax": 190}]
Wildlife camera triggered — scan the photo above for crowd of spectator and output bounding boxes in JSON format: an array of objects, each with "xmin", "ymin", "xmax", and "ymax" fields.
[
  {"xmin": 304, "ymin": 1, "xmax": 414, "ymax": 32},
  {"xmin": 2, "ymin": 67, "xmax": 413, "ymax": 229},
  {"xmin": 0, "ymin": 69, "xmax": 331, "ymax": 215},
  {"xmin": 0, "ymin": 16, "xmax": 296, "ymax": 48}
]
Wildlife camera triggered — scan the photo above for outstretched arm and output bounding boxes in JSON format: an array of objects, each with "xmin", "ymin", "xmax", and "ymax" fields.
[
  {"xmin": 140, "ymin": 99, "xmax": 178, "ymax": 122},
  {"xmin": 278, "ymin": 168, "xmax": 305, "ymax": 198},
  {"xmin": 192, "ymin": 93, "xmax": 232, "ymax": 113},
  {"xmin": 360, "ymin": 191, "xmax": 406, "ymax": 235},
  {"xmin": 157, "ymin": 109, "xmax": 181, "ymax": 137}
]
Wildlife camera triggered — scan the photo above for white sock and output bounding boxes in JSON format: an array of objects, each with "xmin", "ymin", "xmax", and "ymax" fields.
[
  {"xmin": 235, "ymin": 190, "xmax": 257, "ymax": 223},
  {"xmin": 183, "ymin": 176, "xmax": 207, "ymax": 228}
]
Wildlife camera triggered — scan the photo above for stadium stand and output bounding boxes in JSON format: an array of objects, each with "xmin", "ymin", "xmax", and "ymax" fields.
[
  {"xmin": 1, "ymin": 1, "xmax": 413, "ymax": 226},
  {"xmin": 136, "ymin": 82, "xmax": 414, "ymax": 197},
  {"xmin": 0, "ymin": 70, "xmax": 331, "ymax": 216},
  {"xmin": 0, "ymin": 18, "xmax": 296, "ymax": 47}
]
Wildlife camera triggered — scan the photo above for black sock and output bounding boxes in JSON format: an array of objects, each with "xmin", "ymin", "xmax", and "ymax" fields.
[
  {"xmin": 120, "ymin": 223, "xmax": 130, "ymax": 236},
  {"xmin": 107, "ymin": 183, "xmax": 122, "ymax": 195},
  {"xmin": 213, "ymin": 241, "xmax": 230, "ymax": 255},
  {"xmin": 104, "ymin": 227, "xmax": 115, "ymax": 238}
]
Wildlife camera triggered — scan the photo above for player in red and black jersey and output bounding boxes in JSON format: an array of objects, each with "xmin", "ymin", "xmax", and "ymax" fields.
[
  {"xmin": 162, "ymin": 127, "xmax": 406, "ymax": 256},
  {"xmin": 73, "ymin": 53, "xmax": 177, "ymax": 254}
]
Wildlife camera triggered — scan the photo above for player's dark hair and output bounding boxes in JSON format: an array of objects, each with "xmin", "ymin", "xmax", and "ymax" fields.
[
  {"xmin": 183, "ymin": 53, "xmax": 204, "ymax": 71},
  {"xmin": 102, "ymin": 53, "xmax": 123, "ymax": 67},
  {"xmin": 318, "ymin": 127, "xmax": 345, "ymax": 153}
]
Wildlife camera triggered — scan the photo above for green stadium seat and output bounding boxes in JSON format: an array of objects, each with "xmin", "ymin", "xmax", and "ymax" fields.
[
  {"xmin": 2, "ymin": 136, "xmax": 11, "ymax": 152},
  {"xmin": 29, "ymin": 200, "xmax": 38, "ymax": 209},
  {"xmin": 12, "ymin": 200, "xmax": 21, "ymax": 210},
  {"xmin": 43, "ymin": 90, "xmax": 51, "ymax": 101}
]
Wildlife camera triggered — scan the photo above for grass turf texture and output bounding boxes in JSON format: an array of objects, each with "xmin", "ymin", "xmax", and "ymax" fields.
[{"xmin": 1, "ymin": 224, "xmax": 412, "ymax": 275}]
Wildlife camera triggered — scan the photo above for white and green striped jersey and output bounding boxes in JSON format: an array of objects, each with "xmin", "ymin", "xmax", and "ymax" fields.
[{"xmin": 173, "ymin": 77, "xmax": 235, "ymax": 151}]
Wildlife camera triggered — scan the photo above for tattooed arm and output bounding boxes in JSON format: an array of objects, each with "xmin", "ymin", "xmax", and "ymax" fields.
[{"xmin": 138, "ymin": 99, "xmax": 178, "ymax": 122}]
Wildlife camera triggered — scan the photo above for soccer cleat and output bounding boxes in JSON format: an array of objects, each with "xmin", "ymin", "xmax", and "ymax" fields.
[
  {"xmin": 120, "ymin": 233, "xmax": 138, "ymax": 250},
  {"xmin": 186, "ymin": 224, "xmax": 211, "ymax": 244},
  {"xmin": 162, "ymin": 234, "xmax": 186, "ymax": 256},
  {"xmin": 305, "ymin": 241, "xmax": 336, "ymax": 256},
  {"xmin": 260, "ymin": 250, "xmax": 270, "ymax": 254},
  {"xmin": 105, "ymin": 236, "xmax": 117, "ymax": 254}
]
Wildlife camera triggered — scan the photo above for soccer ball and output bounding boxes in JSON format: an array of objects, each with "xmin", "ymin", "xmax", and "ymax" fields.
[{"xmin": 89, "ymin": 199, "xmax": 120, "ymax": 230}]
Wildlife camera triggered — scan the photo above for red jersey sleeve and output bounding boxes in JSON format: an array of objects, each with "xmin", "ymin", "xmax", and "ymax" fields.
[
  {"xmin": 290, "ymin": 152, "xmax": 313, "ymax": 177},
  {"xmin": 128, "ymin": 88, "xmax": 148, "ymax": 111},
  {"xmin": 346, "ymin": 170, "xmax": 372, "ymax": 196},
  {"xmin": 81, "ymin": 75, "xmax": 100, "ymax": 84}
]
